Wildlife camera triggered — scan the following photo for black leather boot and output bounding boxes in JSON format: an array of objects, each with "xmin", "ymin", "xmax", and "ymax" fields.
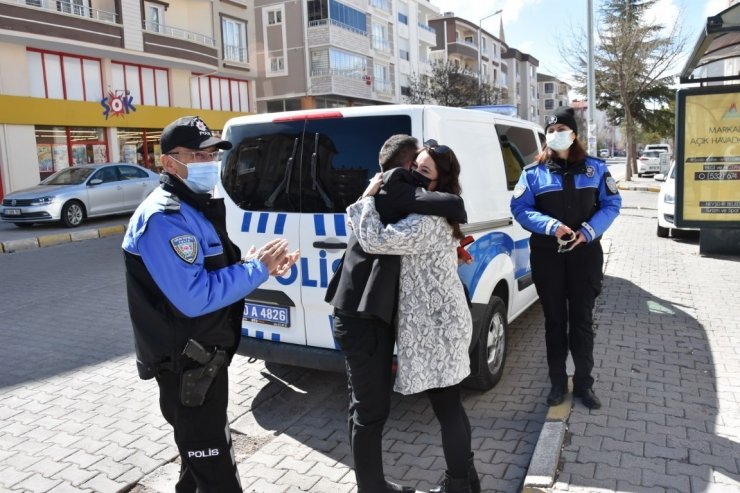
[
  {"xmin": 468, "ymin": 453, "xmax": 480, "ymax": 493},
  {"xmin": 429, "ymin": 472, "xmax": 472, "ymax": 493}
]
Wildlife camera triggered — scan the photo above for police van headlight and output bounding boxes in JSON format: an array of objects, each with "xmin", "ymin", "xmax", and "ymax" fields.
[{"xmin": 664, "ymin": 193, "xmax": 674, "ymax": 204}]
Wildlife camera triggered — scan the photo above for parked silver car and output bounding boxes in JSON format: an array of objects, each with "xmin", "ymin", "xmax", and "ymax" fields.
[{"xmin": 0, "ymin": 163, "xmax": 160, "ymax": 228}]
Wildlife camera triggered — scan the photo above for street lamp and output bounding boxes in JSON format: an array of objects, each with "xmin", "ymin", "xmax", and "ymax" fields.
[{"xmin": 478, "ymin": 9, "xmax": 503, "ymax": 103}]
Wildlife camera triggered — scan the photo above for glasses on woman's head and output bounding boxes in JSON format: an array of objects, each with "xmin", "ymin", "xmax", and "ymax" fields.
[
  {"xmin": 166, "ymin": 150, "xmax": 223, "ymax": 162},
  {"xmin": 423, "ymin": 139, "xmax": 451, "ymax": 155}
]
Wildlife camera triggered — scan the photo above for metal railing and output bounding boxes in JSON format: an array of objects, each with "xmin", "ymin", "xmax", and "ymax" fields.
[
  {"xmin": 373, "ymin": 79, "xmax": 393, "ymax": 95},
  {"xmin": 143, "ymin": 20, "xmax": 215, "ymax": 47},
  {"xmin": 417, "ymin": 22, "xmax": 435, "ymax": 34},
  {"xmin": 223, "ymin": 45, "xmax": 248, "ymax": 63},
  {"xmin": 308, "ymin": 18, "xmax": 368, "ymax": 37},
  {"xmin": 9, "ymin": 0, "xmax": 118, "ymax": 23},
  {"xmin": 310, "ymin": 67, "xmax": 366, "ymax": 81},
  {"xmin": 371, "ymin": 36, "xmax": 391, "ymax": 53}
]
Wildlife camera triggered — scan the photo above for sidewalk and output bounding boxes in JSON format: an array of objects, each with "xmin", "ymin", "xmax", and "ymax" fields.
[
  {"xmin": 524, "ymin": 203, "xmax": 740, "ymax": 491},
  {"xmin": 616, "ymin": 176, "xmax": 661, "ymax": 193}
]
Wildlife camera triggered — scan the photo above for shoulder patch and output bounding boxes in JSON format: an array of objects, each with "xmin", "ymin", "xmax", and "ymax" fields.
[
  {"xmin": 605, "ymin": 176, "xmax": 618, "ymax": 194},
  {"xmin": 585, "ymin": 165, "xmax": 595, "ymax": 178},
  {"xmin": 170, "ymin": 235, "xmax": 198, "ymax": 264},
  {"xmin": 513, "ymin": 184, "xmax": 527, "ymax": 199}
]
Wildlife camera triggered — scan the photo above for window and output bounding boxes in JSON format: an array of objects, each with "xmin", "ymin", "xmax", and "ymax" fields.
[
  {"xmin": 119, "ymin": 165, "xmax": 150, "ymax": 180},
  {"xmin": 373, "ymin": 64, "xmax": 391, "ymax": 93},
  {"xmin": 267, "ymin": 9, "xmax": 282, "ymax": 25},
  {"xmin": 221, "ymin": 115, "xmax": 412, "ymax": 213},
  {"xmin": 190, "ymin": 75, "xmax": 249, "ymax": 112},
  {"xmin": 28, "ymin": 49, "xmax": 103, "ymax": 102},
  {"xmin": 399, "ymin": 49, "xmax": 409, "ymax": 61},
  {"xmin": 145, "ymin": 2, "xmax": 165, "ymax": 33},
  {"xmin": 57, "ymin": 0, "xmax": 88, "ymax": 17},
  {"xmin": 329, "ymin": 48, "xmax": 366, "ymax": 78},
  {"xmin": 270, "ymin": 57, "xmax": 285, "ymax": 72},
  {"xmin": 111, "ymin": 62, "xmax": 170, "ymax": 106},
  {"xmin": 372, "ymin": 22, "xmax": 390, "ymax": 52},
  {"xmin": 545, "ymin": 99, "xmax": 554, "ymax": 110},
  {"xmin": 223, "ymin": 17, "xmax": 248, "ymax": 63},
  {"xmin": 117, "ymin": 128, "xmax": 163, "ymax": 168},
  {"xmin": 307, "ymin": 0, "xmax": 328, "ymax": 22},
  {"xmin": 531, "ymin": 85, "xmax": 535, "ymax": 98},
  {"xmin": 400, "ymin": 86, "xmax": 410, "ymax": 96},
  {"xmin": 544, "ymin": 82, "xmax": 554, "ymax": 94},
  {"xmin": 495, "ymin": 123, "xmax": 540, "ymax": 190},
  {"xmin": 481, "ymin": 37, "xmax": 487, "ymax": 55},
  {"xmin": 327, "ymin": 0, "xmax": 367, "ymax": 33},
  {"xmin": 398, "ymin": 12, "xmax": 408, "ymax": 25},
  {"xmin": 34, "ymin": 126, "xmax": 108, "ymax": 179}
]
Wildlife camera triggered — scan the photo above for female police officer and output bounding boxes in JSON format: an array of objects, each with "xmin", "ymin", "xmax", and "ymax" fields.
[
  {"xmin": 122, "ymin": 116, "xmax": 298, "ymax": 492},
  {"xmin": 510, "ymin": 107, "xmax": 621, "ymax": 410}
]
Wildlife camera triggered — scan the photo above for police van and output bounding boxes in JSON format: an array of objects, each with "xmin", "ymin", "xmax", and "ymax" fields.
[{"xmin": 215, "ymin": 104, "xmax": 542, "ymax": 390}]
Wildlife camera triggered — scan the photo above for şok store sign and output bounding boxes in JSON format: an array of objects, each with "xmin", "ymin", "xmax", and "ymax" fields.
[{"xmin": 676, "ymin": 85, "xmax": 740, "ymax": 228}]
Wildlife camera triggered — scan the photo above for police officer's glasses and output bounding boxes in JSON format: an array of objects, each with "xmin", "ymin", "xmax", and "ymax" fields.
[
  {"xmin": 423, "ymin": 139, "xmax": 451, "ymax": 155},
  {"xmin": 166, "ymin": 151, "xmax": 223, "ymax": 162}
]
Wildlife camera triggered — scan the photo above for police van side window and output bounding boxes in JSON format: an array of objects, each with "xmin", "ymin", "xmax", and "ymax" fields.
[
  {"xmin": 221, "ymin": 115, "xmax": 412, "ymax": 213},
  {"xmin": 495, "ymin": 124, "xmax": 540, "ymax": 190}
]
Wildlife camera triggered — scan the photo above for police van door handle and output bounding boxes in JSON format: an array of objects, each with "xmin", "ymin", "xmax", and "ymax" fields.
[{"xmin": 313, "ymin": 241, "xmax": 347, "ymax": 250}]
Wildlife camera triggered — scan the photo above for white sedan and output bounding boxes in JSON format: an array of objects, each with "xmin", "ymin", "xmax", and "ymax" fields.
[
  {"xmin": 655, "ymin": 164, "xmax": 698, "ymax": 238},
  {"xmin": 638, "ymin": 150, "xmax": 662, "ymax": 177}
]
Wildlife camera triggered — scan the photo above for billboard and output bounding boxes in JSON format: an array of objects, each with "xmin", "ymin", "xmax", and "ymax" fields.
[{"xmin": 676, "ymin": 86, "xmax": 740, "ymax": 228}]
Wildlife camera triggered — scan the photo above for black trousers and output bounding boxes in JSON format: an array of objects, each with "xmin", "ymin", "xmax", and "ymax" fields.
[
  {"xmin": 333, "ymin": 313, "xmax": 396, "ymax": 492},
  {"xmin": 530, "ymin": 241, "xmax": 603, "ymax": 392},
  {"xmin": 156, "ymin": 367, "xmax": 241, "ymax": 493}
]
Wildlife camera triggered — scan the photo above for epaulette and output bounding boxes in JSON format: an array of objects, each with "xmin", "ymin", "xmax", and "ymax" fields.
[{"xmin": 163, "ymin": 193, "xmax": 181, "ymax": 213}]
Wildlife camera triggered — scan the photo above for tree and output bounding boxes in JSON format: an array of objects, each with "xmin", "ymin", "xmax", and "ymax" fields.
[
  {"xmin": 406, "ymin": 60, "xmax": 502, "ymax": 107},
  {"xmin": 560, "ymin": 0, "xmax": 687, "ymax": 180}
]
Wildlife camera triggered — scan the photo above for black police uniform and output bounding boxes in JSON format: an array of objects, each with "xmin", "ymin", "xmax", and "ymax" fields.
[{"xmin": 511, "ymin": 156, "xmax": 621, "ymax": 393}]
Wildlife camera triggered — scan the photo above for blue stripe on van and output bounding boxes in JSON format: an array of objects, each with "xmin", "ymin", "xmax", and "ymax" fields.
[
  {"xmin": 314, "ymin": 214, "xmax": 326, "ymax": 236},
  {"xmin": 334, "ymin": 214, "xmax": 347, "ymax": 237},
  {"xmin": 256, "ymin": 330, "xmax": 264, "ymax": 339},
  {"xmin": 274, "ymin": 213, "xmax": 287, "ymax": 234},
  {"xmin": 257, "ymin": 213, "xmax": 269, "ymax": 233},
  {"xmin": 457, "ymin": 232, "xmax": 515, "ymax": 297},
  {"xmin": 241, "ymin": 212, "xmax": 252, "ymax": 232},
  {"xmin": 271, "ymin": 332, "xmax": 280, "ymax": 342}
]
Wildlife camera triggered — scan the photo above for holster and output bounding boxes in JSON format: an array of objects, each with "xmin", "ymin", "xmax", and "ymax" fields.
[{"xmin": 180, "ymin": 348, "xmax": 227, "ymax": 407}]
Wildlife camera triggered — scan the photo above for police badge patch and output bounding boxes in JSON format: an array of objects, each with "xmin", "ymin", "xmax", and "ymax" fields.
[
  {"xmin": 513, "ymin": 184, "xmax": 526, "ymax": 198},
  {"xmin": 606, "ymin": 176, "xmax": 618, "ymax": 194},
  {"xmin": 170, "ymin": 235, "xmax": 198, "ymax": 264},
  {"xmin": 586, "ymin": 166, "xmax": 595, "ymax": 178}
]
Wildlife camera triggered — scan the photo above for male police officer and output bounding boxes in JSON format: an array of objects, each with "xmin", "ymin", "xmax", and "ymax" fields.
[
  {"xmin": 122, "ymin": 116, "xmax": 298, "ymax": 492},
  {"xmin": 325, "ymin": 135, "xmax": 467, "ymax": 493}
]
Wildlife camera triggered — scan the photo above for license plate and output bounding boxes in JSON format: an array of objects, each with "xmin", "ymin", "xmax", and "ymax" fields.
[
  {"xmin": 4, "ymin": 208, "xmax": 20, "ymax": 216},
  {"xmin": 243, "ymin": 302, "xmax": 290, "ymax": 327}
]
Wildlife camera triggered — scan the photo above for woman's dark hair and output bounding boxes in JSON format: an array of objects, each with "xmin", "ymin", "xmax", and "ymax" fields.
[
  {"xmin": 536, "ymin": 135, "xmax": 587, "ymax": 164},
  {"xmin": 420, "ymin": 144, "xmax": 465, "ymax": 240}
]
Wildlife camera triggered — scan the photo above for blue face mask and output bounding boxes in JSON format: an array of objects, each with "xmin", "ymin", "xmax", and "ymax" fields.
[{"xmin": 184, "ymin": 161, "xmax": 220, "ymax": 193}]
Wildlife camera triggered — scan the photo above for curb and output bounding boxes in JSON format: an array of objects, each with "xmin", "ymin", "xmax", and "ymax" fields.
[
  {"xmin": 0, "ymin": 224, "xmax": 126, "ymax": 254},
  {"xmin": 617, "ymin": 182, "xmax": 661, "ymax": 193}
]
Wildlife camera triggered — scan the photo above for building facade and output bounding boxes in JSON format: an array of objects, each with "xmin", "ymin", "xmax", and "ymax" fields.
[
  {"xmin": 427, "ymin": 12, "xmax": 507, "ymax": 100},
  {"xmin": 252, "ymin": 0, "xmax": 439, "ymax": 113},
  {"xmin": 0, "ymin": 0, "xmax": 257, "ymax": 198},
  {"xmin": 501, "ymin": 47, "xmax": 539, "ymax": 122},
  {"xmin": 537, "ymin": 73, "xmax": 570, "ymax": 123}
]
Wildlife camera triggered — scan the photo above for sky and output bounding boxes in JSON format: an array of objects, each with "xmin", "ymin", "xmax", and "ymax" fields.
[{"xmin": 429, "ymin": 0, "xmax": 729, "ymax": 90}]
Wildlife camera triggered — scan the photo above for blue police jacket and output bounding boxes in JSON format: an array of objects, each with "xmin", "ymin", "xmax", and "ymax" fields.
[
  {"xmin": 510, "ymin": 156, "xmax": 621, "ymax": 250},
  {"xmin": 122, "ymin": 174, "xmax": 268, "ymax": 378}
]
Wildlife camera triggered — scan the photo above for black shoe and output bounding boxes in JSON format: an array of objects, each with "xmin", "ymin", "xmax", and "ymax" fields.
[
  {"xmin": 384, "ymin": 480, "xmax": 415, "ymax": 493},
  {"xmin": 546, "ymin": 385, "xmax": 566, "ymax": 406},
  {"xmin": 573, "ymin": 388, "xmax": 601, "ymax": 409},
  {"xmin": 430, "ymin": 472, "xmax": 471, "ymax": 493}
]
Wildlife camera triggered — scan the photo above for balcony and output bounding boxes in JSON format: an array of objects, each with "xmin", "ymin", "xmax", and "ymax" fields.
[
  {"xmin": 141, "ymin": 20, "xmax": 218, "ymax": 67},
  {"xmin": 447, "ymin": 40, "xmax": 478, "ymax": 60},
  {"xmin": 373, "ymin": 78, "xmax": 394, "ymax": 99},
  {"xmin": 368, "ymin": 0, "xmax": 391, "ymax": 16},
  {"xmin": 0, "ymin": 0, "xmax": 123, "ymax": 48},
  {"xmin": 310, "ymin": 67, "xmax": 372, "ymax": 99},
  {"xmin": 307, "ymin": 19, "xmax": 370, "ymax": 56},
  {"xmin": 371, "ymin": 35, "xmax": 392, "ymax": 56},
  {"xmin": 417, "ymin": 22, "xmax": 436, "ymax": 45}
]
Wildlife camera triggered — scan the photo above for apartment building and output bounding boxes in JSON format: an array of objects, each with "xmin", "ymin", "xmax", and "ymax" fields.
[
  {"xmin": 537, "ymin": 73, "xmax": 570, "ymax": 122},
  {"xmin": 252, "ymin": 0, "xmax": 438, "ymax": 113},
  {"xmin": 427, "ymin": 12, "xmax": 507, "ymax": 96},
  {"xmin": 501, "ymin": 47, "xmax": 539, "ymax": 122},
  {"xmin": 0, "ymin": 0, "xmax": 256, "ymax": 197}
]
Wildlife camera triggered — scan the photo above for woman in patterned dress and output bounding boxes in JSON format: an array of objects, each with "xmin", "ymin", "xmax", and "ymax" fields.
[{"xmin": 347, "ymin": 141, "xmax": 478, "ymax": 493}]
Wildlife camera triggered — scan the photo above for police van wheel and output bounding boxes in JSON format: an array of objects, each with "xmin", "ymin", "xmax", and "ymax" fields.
[
  {"xmin": 656, "ymin": 224, "xmax": 669, "ymax": 238},
  {"xmin": 464, "ymin": 295, "xmax": 507, "ymax": 391}
]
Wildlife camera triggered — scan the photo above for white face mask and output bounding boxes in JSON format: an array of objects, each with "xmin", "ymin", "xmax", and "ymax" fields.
[
  {"xmin": 184, "ymin": 161, "xmax": 220, "ymax": 193},
  {"xmin": 546, "ymin": 130, "xmax": 573, "ymax": 152}
]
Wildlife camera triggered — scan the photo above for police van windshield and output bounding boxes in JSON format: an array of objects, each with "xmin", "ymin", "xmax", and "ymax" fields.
[{"xmin": 222, "ymin": 115, "xmax": 411, "ymax": 213}]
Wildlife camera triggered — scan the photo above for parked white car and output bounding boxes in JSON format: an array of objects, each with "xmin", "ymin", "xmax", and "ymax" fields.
[
  {"xmin": 637, "ymin": 150, "xmax": 663, "ymax": 177},
  {"xmin": 655, "ymin": 164, "xmax": 698, "ymax": 237}
]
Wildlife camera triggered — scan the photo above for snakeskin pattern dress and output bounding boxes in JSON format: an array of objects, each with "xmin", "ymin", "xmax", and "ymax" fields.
[{"xmin": 347, "ymin": 197, "xmax": 472, "ymax": 395}]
